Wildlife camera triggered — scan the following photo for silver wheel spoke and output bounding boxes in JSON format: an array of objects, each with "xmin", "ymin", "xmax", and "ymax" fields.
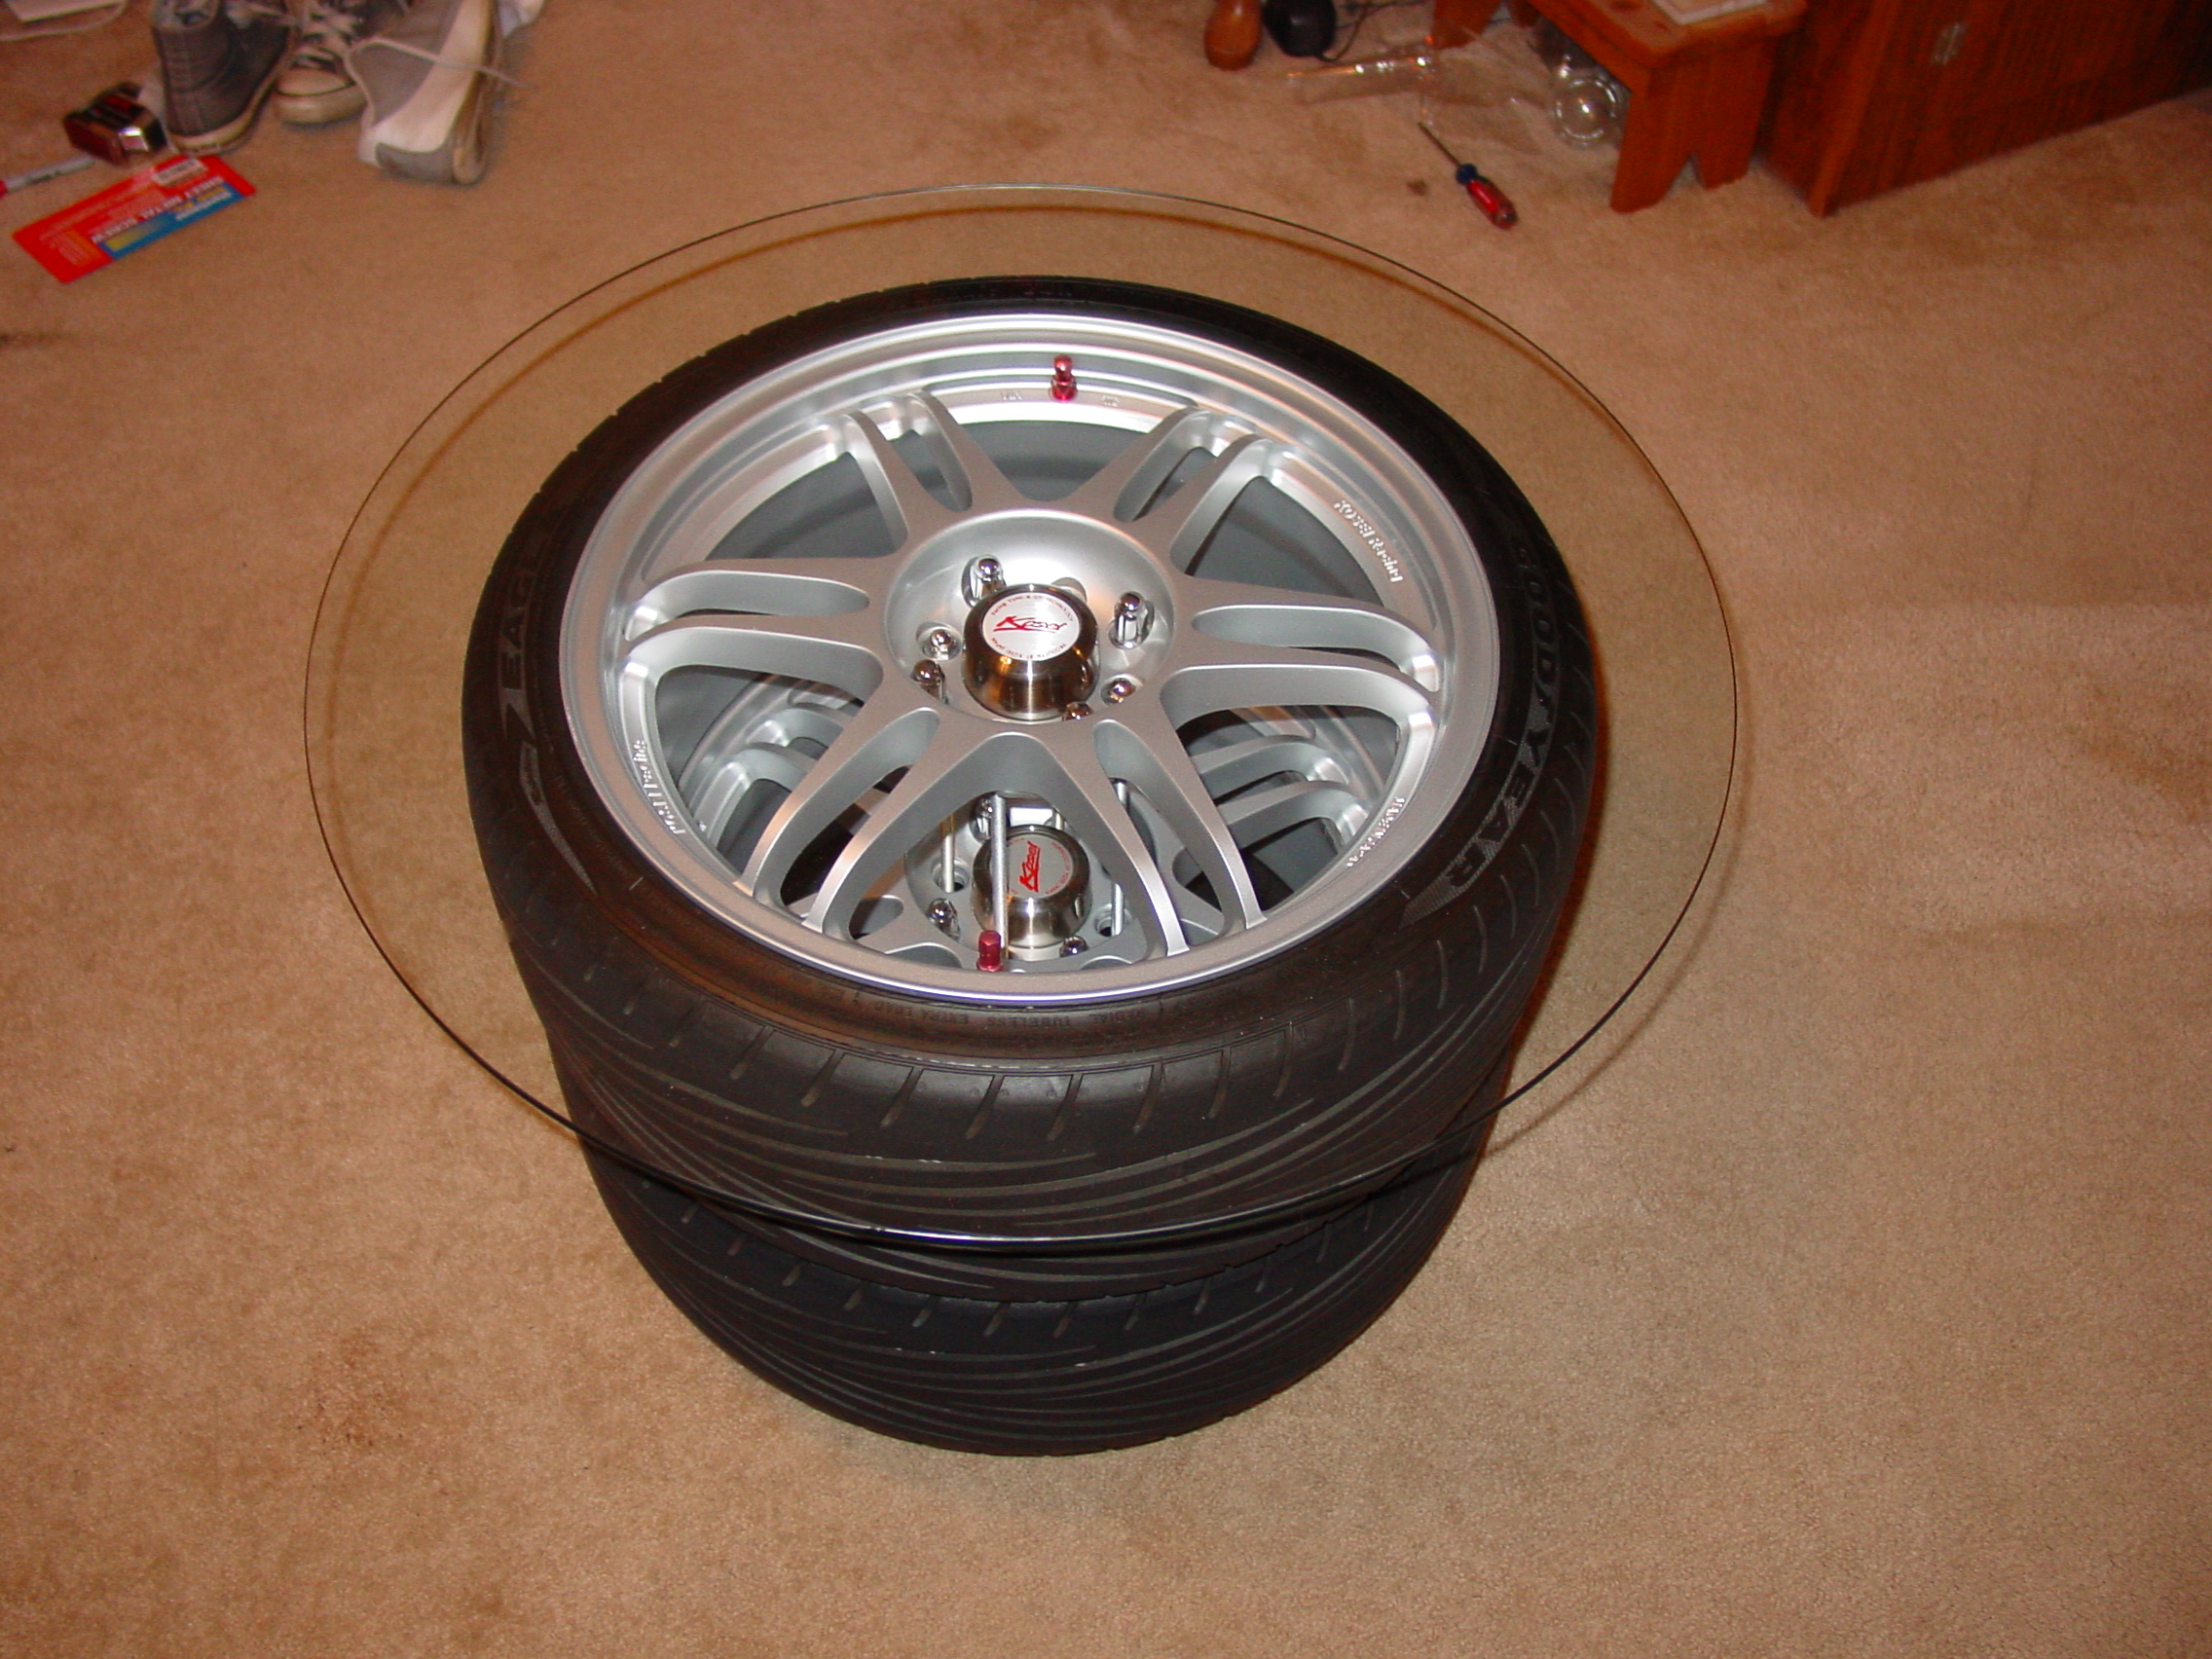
[
  {"xmin": 800, "ymin": 726, "xmax": 1191, "ymax": 955},
  {"xmin": 797, "ymin": 723, "xmax": 1012, "ymax": 937},
  {"xmin": 1158, "ymin": 634, "xmax": 1437, "ymax": 731},
  {"xmin": 904, "ymin": 390, "xmax": 1024, "ymax": 513},
  {"xmin": 845, "ymin": 408, "xmax": 955, "ymax": 545},
  {"xmin": 1096, "ymin": 708, "xmax": 1263, "ymax": 932},
  {"xmin": 623, "ymin": 610, "xmax": 884, "ymax": 701},
  {"xmin": 1041, "ymin": 734, "xmax": 1193, "ymax": 955},
  {"xmin": 1123, "ymin": 433, "xmax": 1274, "ymax": 570},
  {"xmin": 1060, "ymin": 404, "xmax": 1210, "ymax": 521},
  {"xmin": 1181, "ymin": 574, "xmax": 1443, "ymax": 688},
  {"xmin": 627, "ymin": 560, "xmax": 888, "ymax": 639},
  {"xmin": 846, "ymin": 392, "xmax": 1024, "ymax": 544},
  {"xmin": 739, "ymin": 697, "xmax": 939, "ymax": 901}
]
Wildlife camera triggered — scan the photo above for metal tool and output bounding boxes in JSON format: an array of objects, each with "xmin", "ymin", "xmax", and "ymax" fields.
[
  {"xmin": 1418, "ymin": 123, "xmax": 1517, "ymax": 229},
  {"xmin": 979, "ymin": 793, "xmax": 1010, "ymax": 972}
]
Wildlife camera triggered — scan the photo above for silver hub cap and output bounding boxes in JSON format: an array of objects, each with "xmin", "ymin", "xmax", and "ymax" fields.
[
  {"xmin": 561, "ymin": 309, "xmax": 1501, "ymax": 1004},
  {"xmin": 965, "ymin": 584, "xmax": 1097, "ymax": 719}
]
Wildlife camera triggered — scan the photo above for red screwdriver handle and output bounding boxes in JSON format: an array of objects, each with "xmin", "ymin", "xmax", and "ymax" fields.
[{"xmin": 1456, "ymin": 164, "xmax": 1517, "ymax": 230}]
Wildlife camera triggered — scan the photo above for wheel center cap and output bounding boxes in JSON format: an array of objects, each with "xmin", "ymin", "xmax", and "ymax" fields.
[
  {"xmin": 980, "ymin": 589, "xmax": 1081, "ymax": 660},
  {"xmin": 974, "ymin": 824, "xmax": 1090, "ymax": 955},
  {"xmin": 964, "ymin": 583, "xmax": 1096, "ymax": 719}
]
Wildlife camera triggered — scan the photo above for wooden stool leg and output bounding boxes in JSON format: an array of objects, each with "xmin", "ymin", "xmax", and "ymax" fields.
[
  {"xmin": 1687, "ymin": 40, "xmax": 1781, "ymax": 187},
  {"xmin": 1430, "ymin": 0, "xmax": 1494, "ymax": 47},
  {"xmin": 1610, "ymin": 63, "xmax": 1695, "ymax": 211}
]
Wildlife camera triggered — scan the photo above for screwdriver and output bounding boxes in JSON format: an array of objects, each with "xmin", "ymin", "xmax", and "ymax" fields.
[{"xmin": 1419, "ymin": 123, "xmax": 1517, "ymax": 229}]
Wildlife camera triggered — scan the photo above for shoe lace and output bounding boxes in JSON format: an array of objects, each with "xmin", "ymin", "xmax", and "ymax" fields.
[
  {"xmin": 346, "ymin": 30, "xmax": 525, "ymax": 91},
  {"xmin": 290, "ymin": 1, "xmax": 386, "ymax": 75}
]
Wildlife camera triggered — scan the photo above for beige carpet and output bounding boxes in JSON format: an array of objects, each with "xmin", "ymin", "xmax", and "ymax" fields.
[{"xmin": 4, "ymin": 4, "xmax": 2209, "ymax": 1654}]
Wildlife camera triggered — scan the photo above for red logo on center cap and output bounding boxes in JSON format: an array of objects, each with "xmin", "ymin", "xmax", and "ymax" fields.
[
  {"xmin": 981, "ymin": 591, "xmax": 1082, "ymax": 662},
  {"xmin": 1019, "ymin": 841, "xmax": 1043, "ymax": 891}
]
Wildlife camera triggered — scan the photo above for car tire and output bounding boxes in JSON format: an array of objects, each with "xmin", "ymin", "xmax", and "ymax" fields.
[
  {"xmin": 462, "ymin": 277, "xmax": 1593, "ymax": 1448},
  {"xmin": 583, "ymin": 1108, "xmax": 1489, "ymax": 1456},
  {"xmin": 464, "ymin": 278, "xmax": 1594, "ymax": 1249}
]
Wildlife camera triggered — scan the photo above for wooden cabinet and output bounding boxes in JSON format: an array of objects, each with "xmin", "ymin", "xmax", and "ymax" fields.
[{"xmin": 1764, "ymin": 0, "xmax": 2212, "ymax": 213}]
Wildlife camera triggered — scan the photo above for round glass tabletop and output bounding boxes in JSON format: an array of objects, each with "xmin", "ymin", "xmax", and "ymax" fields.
[{"xmin": 306, "ymin": 186, "xmax": 1736, "ymax": 1136}]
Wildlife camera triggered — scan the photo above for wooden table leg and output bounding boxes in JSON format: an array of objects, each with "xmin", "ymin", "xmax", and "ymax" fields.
[
  {"xmin": 1611, "ymin": 38, "xmax": 1785, "ymax": 207},
  {"xmin": 1611, "ymin": 61, "xmax": 1692, "ymax": 211},
  {"xmin": 1680, "ymin": 38, "xmax": 1783, "ymax": 187},
  {"xmin": 1430, "ymin": 0, "xmax": 1493, "ymax": 49}
]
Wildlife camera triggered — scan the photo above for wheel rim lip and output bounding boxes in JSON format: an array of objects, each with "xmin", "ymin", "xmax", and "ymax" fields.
[{"xmin": 558, "ymin": 302, "xmax": 1502, "ymax": 1005}]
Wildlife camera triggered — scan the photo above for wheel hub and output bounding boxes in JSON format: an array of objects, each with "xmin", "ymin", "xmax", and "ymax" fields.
[
  {"xmin": 963, "ymin": 582, "xmax": 1098, "ymax": 719},
  {"xmin": 974, "ymin": 822, "xmax": 1090, "ymax": 956}
]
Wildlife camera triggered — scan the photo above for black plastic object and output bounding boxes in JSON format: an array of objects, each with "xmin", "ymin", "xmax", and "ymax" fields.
[{"xmin": 1263, "ymin": 0, "xmax": 1338, "ymax": 57}]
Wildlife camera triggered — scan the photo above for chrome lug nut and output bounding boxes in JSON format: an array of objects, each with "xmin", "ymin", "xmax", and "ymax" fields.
[
  {"xmin": 927, "ymin": 897, "xmax": 961, "ymax": 939},
  {"xmin": 918, "ymin": 624, "xmax": 960, "ymax": 660},
  {"xmin": 912, "ymin": 659, "xmax": 946, "ymax": 699},
  {"xmin": 1062, "ymin": 701, "xmax": 1091, "ymax": 720},
  {"xmin": 1111, "ymin": 591, "xmax": 1154, "ymax": 648},
  {"xmin": 1060, "ymin": 937, "xmax": 1088, "ymax": 957},
  {"xmin": 1102, "ymin": 676, "xmax": 1137, "ymax": 704},
  {"xmin": 963, "ymin": 557, "xmax": 1007, "ymax": 605}
]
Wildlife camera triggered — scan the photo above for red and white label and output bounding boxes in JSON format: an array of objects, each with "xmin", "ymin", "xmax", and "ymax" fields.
[
  {"xmin": 981, "ymin": 591, "xmax": 1080, "ymax": 661},
  {"xmin": 1008, "ymin": 831, "xmax": 1077, "ymax": 898}
]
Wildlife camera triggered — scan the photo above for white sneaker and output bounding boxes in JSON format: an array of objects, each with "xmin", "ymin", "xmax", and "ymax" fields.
[{"xmin": 352, "ymin": 0, "xmax": 530, "ymax": 184}]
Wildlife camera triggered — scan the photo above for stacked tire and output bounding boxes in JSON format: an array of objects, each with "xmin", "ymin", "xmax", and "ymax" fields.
[{"xmin": 463, "ymin": 280, "xmax": 1595, "ymax": 1454}]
